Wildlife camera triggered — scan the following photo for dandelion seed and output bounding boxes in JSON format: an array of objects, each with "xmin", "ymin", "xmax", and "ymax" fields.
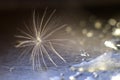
[{"xmin": 15, "ymin": 8, "xmax": 73, "ymax": 70}]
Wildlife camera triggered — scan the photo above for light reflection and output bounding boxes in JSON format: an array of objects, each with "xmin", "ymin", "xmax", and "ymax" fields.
[
  {"xmin": 94, "ymin": 21, "xmax": 102, "ymax": 29},
  {"xmin": 111, "ymin": 74, "xmax": 120, "ymax": 80},
  {"xmin": 82, "ymin": 29, "xmax": 87, "ymax": 35},
  {"xmin": 108, "ymin": 18, "xmax": 117, "ymax": 26},
  {"xmin": 86, "ymin": 31, "xmax": 94, "ymax": 37},
  {"xmin": 116, "ymin": 22, "xmax": 120, "ymax": 28},
  {"xmin": 112, "ymin": 28, "xmax": 120, "ymax": 36},
  {"xmin": 79, "ymin": 41, "xmax": 84, "ymax": 45},
  {"xmin": 65, "ymin": 26, "xmax": 72, "ymax": 33},
  {"xmin": 102, "ymin": 24, "xmax": 111, "ymax": 33},
  {"xmin": 88, "ymin": 67, "xmax": 95, "ymax": 72},
  {"xmin": 104, "ymin": 41, "xmax": 117, "ymax": 50}
]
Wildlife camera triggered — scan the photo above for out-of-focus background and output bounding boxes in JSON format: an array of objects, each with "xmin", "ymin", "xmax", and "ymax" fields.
[
  {"xmin": 1, "ymin": 0, "xmax": 120, "ymax": 80},
  {"xmin": 1, "ymin": 0, "xmax": 120, "ymax": 58},
  {"xmin": 1, "ymin": 0, "xmax": 120, "ymax": 52}
]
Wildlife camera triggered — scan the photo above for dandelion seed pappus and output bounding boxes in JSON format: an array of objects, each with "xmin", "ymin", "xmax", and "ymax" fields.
[{"xmin": 15, "ymin": 8, "xmax": 75, "ymax": 70}]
